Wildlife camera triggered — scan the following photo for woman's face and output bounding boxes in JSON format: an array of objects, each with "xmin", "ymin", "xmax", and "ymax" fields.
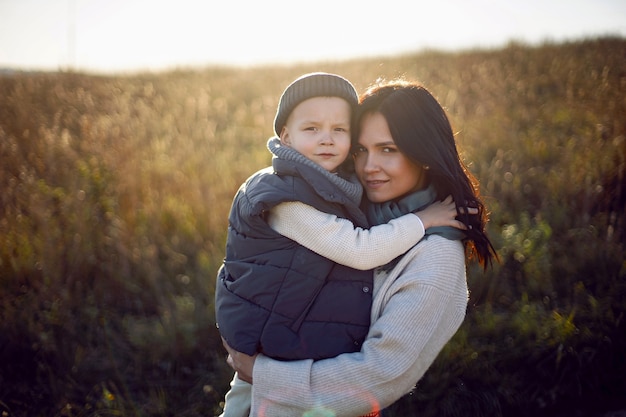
[{"xmin": 354, "ymin": 112, "xmax": 428, "ymax": 203}]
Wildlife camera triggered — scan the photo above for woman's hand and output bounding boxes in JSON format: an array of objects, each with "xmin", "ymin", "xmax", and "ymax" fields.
[
  {"xmin": 415, "ymin": 195, "xmax": 477, "ymax": 230},
  {"xmin": 222, "ymin": 337, "xmax": 257, "ymax": 384}
]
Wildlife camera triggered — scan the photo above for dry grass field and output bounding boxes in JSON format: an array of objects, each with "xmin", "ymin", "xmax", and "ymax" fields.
[{"xmin": 1, "ymin": 37, "xmax": 625, "ymax": 416}]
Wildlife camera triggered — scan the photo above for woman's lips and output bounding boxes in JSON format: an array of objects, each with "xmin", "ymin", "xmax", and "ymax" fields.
[{"xmin": 364, "ymin": 179, "xmax": 387, "ymax": 189}]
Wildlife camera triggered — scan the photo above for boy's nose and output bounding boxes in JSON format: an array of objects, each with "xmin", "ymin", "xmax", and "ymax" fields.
[{"xmin": 319, "ymin": 132, "xmax": 334, "ymax": 144}]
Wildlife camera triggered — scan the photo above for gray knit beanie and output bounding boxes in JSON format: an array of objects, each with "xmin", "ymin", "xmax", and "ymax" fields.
[{"xmin": 273, "ymin": 72, "xmax": 358, "ymax": 136}]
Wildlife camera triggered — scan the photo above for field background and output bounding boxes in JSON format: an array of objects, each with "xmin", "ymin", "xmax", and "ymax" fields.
[{"xmin": 1, "ymin": 37, "xmax": 625, "ymax": 417}]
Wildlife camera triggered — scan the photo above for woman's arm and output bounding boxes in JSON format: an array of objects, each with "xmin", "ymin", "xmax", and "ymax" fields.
[
  {"xmin": 268, "ymin": 201, "xmax": 424, "ymax": 270},
  {"xmin": 246, "ymin": 237, "xmax": 468, "ymax": 416}
]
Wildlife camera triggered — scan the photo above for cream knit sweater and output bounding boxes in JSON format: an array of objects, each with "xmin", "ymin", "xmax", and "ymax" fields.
[
  {"xmin": 217, "ymin": 202, "xmax": 467, "ymax": 417},
  {"xmin": 248, "ymin": 202, "xmax": 469, "ymax": 417}
]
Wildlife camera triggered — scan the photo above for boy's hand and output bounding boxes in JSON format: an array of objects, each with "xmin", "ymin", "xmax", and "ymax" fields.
[
  {"xmin": 222, "ymin": 337, "xmax": 257, "ymax": 384},
  {"xmin": 415, "ymin": 195, "xmax": 477, "ymax": 230}
]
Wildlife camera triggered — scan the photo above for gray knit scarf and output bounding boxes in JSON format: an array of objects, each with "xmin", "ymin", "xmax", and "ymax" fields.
[
  {"xmin": 267, "ymin": 137, "xmax": 363, "ymax": 206},
  {"xmin": 367, "ymin": 184, "xmax": 466, "ymax": 270}
]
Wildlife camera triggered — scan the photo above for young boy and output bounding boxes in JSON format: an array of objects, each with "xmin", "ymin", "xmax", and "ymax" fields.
[{"xmin": 215, "ymin": 73, "xmax": 459, "ymax": 416}]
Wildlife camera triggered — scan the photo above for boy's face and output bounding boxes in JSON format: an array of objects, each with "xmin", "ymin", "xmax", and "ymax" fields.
[{"xmin": 280, "ymin": 96, "xmax": 352, "ymax": 173}]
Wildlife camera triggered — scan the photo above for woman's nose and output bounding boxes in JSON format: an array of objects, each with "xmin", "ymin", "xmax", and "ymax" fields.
[{"xmin": 362, "ymin": 154, "xmax": 379, "ymax": 172}]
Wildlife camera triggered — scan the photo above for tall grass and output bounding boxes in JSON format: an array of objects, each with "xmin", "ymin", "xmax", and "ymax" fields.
[{"xmin": 1, "ymin": 37, "xmax": 624, "ymax": 416}]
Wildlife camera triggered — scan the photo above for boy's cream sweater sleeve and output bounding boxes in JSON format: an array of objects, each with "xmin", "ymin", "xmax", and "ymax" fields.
[{"xmin": 267, "ymin": 201, "xmax": 425, "ymax": 270}]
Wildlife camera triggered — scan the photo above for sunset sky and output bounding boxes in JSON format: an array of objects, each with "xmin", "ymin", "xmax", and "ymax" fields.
[{"xmin": 1, "ymin": 0, "xmax": 624, "ymax": 74}]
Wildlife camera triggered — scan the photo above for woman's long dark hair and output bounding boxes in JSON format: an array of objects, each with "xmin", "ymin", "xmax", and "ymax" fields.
[{"xmin": 354, "ymin": 79, "xmax": 497, "ymax": 268}]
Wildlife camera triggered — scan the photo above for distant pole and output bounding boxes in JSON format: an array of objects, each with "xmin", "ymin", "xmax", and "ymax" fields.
[{"xmin": 68, "ymin": 0, "xmax": 76, "ymax": 70}]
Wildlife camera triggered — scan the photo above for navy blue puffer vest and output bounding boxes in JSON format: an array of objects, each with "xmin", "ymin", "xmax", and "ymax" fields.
[{"xmin": 215, "ymin": 157, "xmax": 373, "ymax": 360}]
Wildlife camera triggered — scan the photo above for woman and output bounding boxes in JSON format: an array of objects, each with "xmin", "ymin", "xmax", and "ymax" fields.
[{"xmin": 223, "ymin": 79, "xmax": 496, "ymax": 417}]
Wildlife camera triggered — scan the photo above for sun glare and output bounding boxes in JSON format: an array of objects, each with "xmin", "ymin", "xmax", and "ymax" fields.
[{"xmin": 0, "ymin": 0, "xmax": 624, "ymax": 73}]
